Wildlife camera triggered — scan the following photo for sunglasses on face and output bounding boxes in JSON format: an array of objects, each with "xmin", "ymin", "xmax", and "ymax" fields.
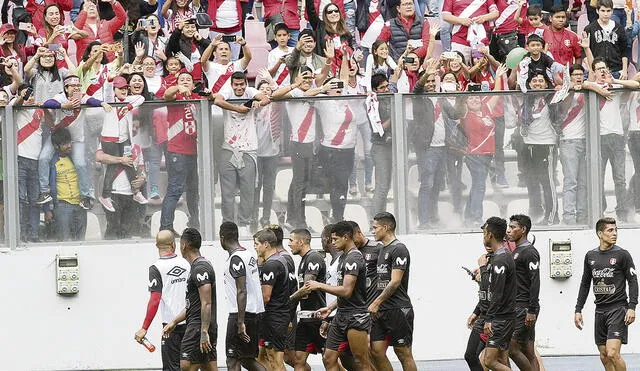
[{"xmin": 326, "ymin": 9, "xmax": 340, "ymax": 14}]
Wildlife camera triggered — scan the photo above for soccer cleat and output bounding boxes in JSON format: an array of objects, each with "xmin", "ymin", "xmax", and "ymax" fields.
[
  {"xmin": 133, "ymin": 192, "xmax": 149, "ymax": 204},
  {"xmin": 98, "ymin": 196, "xmax": 115, "ymax": 212}
]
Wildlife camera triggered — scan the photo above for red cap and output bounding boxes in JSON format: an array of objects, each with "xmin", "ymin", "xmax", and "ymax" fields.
[
  {"xmin": 113, "ymin": 76, "xmax": 129, "ymax": 88},
  {"xmin": 0, "ymin": 24, "xmax": 17, "ymax": 34}
]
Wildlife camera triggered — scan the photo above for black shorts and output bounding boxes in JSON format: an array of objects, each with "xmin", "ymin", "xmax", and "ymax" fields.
[
  {"xmin": 472, "ymin": 314, "xmax": 487, "ymax": 342},
  {"xmin": 181, "ymin": 324, "xmax": 217, "ymax": 364},
  {"xmin": 260, "ymin": 311, "xmax": 290, "ymax": 352},
  {"xmin": 325, "ymin": 310, "xmax": 371, "ymax": 352},
  {"xmin": 294, "ymin": 320, "xmax": 326, "ymax": 354},
  {"xmin": 512, "ymin": 306, "xmax": 536, "ymax": 343},
  {"xmin": 485, "ymin": 318, "xmax": 514, "ymax": 351},
  {"xmin": 286, "ymin": 316, "xmax": 297, "ymax": 349},
  {"xmin": 595, "ymin": 306, "xmax": 628, "ymax": 346},
  {"xmin": 370, "ymin": 307, "xmax": 414, "ymax": 347},
  {"xmin": 226, "ymin": 312, "xmax": 260, "ymax": 360},
  {"xmin": 161, "ymin": 323, "xmax": 185, "ymax": 371}
]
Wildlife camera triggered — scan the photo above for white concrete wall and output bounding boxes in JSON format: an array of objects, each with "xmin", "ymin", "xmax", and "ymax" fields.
[{"xmin": 1, "ymin": 229, "xmax": 639, "ymax": 370}]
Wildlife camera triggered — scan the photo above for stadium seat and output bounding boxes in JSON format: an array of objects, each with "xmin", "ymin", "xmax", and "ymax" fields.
[
  {"xmin": 633, "ymin": 39, "xmax": 638, "ymax": 67},
  {"xmin": 344, "ymin": 204, "xmax": 370, "ymax": 229},
  {"xmin": 247, "ymin": 46, "xmax": 270, "ymax": 80},
  {"xmin": 244, "ymin": 20, "xmax": 272, "ymax": 79},
  {"xmin": 85, "ymin": 212, "xmax": 102, "ymax": 241},
  {"xmin": 274, "ymin": 168, "xmax": 293, "ymax": 201}
]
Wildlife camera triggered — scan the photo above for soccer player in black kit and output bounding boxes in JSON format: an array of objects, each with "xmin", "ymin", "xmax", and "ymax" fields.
[
  {"xmin": 254, "ymin": 229, "xmax": 290, "ymax": 371},
  {"xmin": 305, "ymin": 221, "xmax": 375, "ymax": 371},
  {"xmin": 465, "ymin": 253, "xmax": 491, "ymax": 371},
  {"xmin": 574, "ymin": 217, "xmax": 638, "ymax": 371},
  {"xmin": 288, "ymin": 228, "xmax": 326, "ymax": 371},
  {"xmin": 163, "ymin": 228, "xmax": 218, "ymax": 371},
  {"xmin": 349, "ymin": 221, "xmax": 381, "ymax": 307},
  {"xmin": 368, "ymin": 212, "xmax": 417, "ymax": 371},
  {"xmin": 482, "ymin": 217, "xmax": 516, "ymax": 371},
  {"xmin": 506, "ymin": 214, "xmax": 540, "ymax": 371}
]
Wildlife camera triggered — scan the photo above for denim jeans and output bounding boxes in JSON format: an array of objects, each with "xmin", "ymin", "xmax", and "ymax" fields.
[
  {"xmin": 349, "ymin": 122, "xmax": 373, "ymax": 188},
  {"xmin": 287, "ymin": 142, "xmax": 313, "ymax": 228},
  {"xmin": 521, "ymin": 144, "xmax": 558, "ymax": 224},
  {"xmin": 440, "ymin": 19, "xmax": 452, "ymax": 52},
  {"xmin": 54, "ymin": 200, "xmax": 87, "ymax": 241},
  {"xmin": 559, "ymin": 139, "xmax": 587, "ymax": 224},
  {"xmin": 254, "ymin": 155, "xmax": 279, "ymax": 223},
  {"xmin": 39, "ymin": 137, "xmax": 92, "ymax": 199},
  {"xmin": 344, "ymin": 0, "xmax": 356, "ymax": 38},
  {"xmin": 371, "ymin": 143, "xmax": 393, "ymax": 216},
  {"xmin": 218, "ymin": 149, "xmax": 256, "ymax": 226},
  {"xmin": 143, "ymin": 142, "xmax": 167, "ymax": 194},
  {"xmin": 601, "ymin": 134, "xmax": 628, "ymax": 219},
  {"xmin": 627, "ymin": 131, "xmax": 640, "ymax": 210},
  {"xmin": 446, "ymin": 148, "xmax": 464, "ymax": 213},
  {"xmin": 160, "ymin": 152, "xmax": 199, "ymax": 231},
  {"xmin": 18, "ymin": 156, "xmax": 40, "ymax": 240},
  {"xmin": 416, "ymin": 146, "xmax": 445, "ymax": 225},
  {"xmin": 319, "ymin": 146, "xmax": 355, "ymax": 222},
  {"xmin": 464, "ymin": 154, "xmax": 492, "ymax": 223}
]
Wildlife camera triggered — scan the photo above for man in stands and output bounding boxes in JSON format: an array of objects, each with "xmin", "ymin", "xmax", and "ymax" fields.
[
  {"xmin": 442, "ymin": 0, "xmax": 499, "ymax": 62},
  {"xmin": 378, "ymin": 0, "xmax": 431, "ymax": 61}
]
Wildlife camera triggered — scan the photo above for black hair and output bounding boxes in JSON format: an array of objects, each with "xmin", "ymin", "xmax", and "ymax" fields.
[
  {"xmin": 346, "ymin": 220, "xmax": 361, "ymax": 232},
  {"xmin": 126, "ymin": 72, "xmax": 152, "ymax": 100},
  {"xmin": 484, "ymin": 217, "xmax": 507, "ymax": 242},
  {"xmin": 526, "ymin": 72, "xmax": 551, "ymax": 89},
  {"xmin": 331, "ymin": 221, "xmax": 354, "ymax": 239},
  {"xmin": 34, "ymin": 50, "xmax": 62, "ymax": 83},
  {"xmin": 526, "ymin": 5, "xmax": 542, "ymax": 17},
  {"xmin": 291, "ymin": 228, "xmax": 312, "ymax": 244},
  {"xmin": 231, "ymin": 71, "xmax": 247, "ymax": 81},
  {"xmin": 180, "ymin": 228, "xmax": 202, "ymax": 250},
  {"xmin": 509, "ymin": 214, "xmax": 532, "ymax": 235},
  {"xmin": 592, "ymin": 57, "xmax": 608, "ymax": 71},
  {"xmin": 299, "ymin": 29, "xmax": 316, "ymax": 42},
  {"xmin": 274, "ymin": 23, "xmax": 289, "ymax": 35},
  {"xmin": 526, "ymin": 34, "xmax": 545, "ymax": 47},
  {"xmin": 82, "ymin": 40, "xmax": 109, "ymax": 64},
  {"xmin": 322, "ymin": 223, "xmax": 334, "ymax": 240},
  {"xmin": 597, "ymin": 0, "xmax": 613, "ymax": 9},
  {"xmin": 549, "ymin": 4, "xmax": 566, "ymax": 16},
  {"xmin": 17, "ymin": 83, "xmax": 31, "ymax": 93},
  {"xmin": 52, "ymin": 128, "xmax": 72, "ymax": 147},
  {"xmin": 569, "ymin": 63, "xmax": 585, "ymax": 75},
  {"xmin": 254, "ymin": 229, "xmax": 278, "ymax": 246},
  {"xmin": 373, "ymin": 212, "xmax": 396, "ymax": 232},
  {"xmin": 264, "ymin": 225, "xmax": 284, "ymax": 246},
  {"xmin": 219, "ymin": 221, "xmax": 239, "ymax": 243},
  {"xmin": 371, "ymin": 72, "xmax": 389, "ymax": 90},
  {"xmin": 596, "ymin": 217, "xmax": 617, "ymax": 232}
]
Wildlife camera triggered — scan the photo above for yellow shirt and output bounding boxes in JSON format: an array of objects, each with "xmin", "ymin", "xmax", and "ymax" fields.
[{"xmin": 55, "ymin": 156, "xmax": 80, "ymax": 205}]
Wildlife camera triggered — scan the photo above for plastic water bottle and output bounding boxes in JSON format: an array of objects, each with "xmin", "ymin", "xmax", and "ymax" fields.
[{"xmin": 140, "ymin": 337, "xmax": 156, "ymax": 352}]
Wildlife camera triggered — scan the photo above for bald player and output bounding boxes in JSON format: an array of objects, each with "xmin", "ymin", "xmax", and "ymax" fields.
[{"xmin": 135, "ymin": 230, "xmax": 191, "ymax": 371}]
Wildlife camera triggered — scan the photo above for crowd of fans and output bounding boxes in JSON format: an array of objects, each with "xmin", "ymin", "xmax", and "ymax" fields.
[{"xmin": 3, "ymin": 0, "xmax": 640, "ymax": 242}]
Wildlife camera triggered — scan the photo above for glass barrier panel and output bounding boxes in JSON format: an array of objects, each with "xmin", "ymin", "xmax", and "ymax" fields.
[
  {"xmin": 403, "ymin": 90, "xmax": 592, "ymax": 232},
  {"xmin": 16, "ymin": 100, "xmax": 201, "ymax": 244},
  {"xmin": 211, "ymin": 95, "xmax": 381, "ymax": 238}
]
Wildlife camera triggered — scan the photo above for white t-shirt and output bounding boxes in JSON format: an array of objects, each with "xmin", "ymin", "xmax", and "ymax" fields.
[
  {"xmin": 255, "ymin": 105, "xmax": 280, "ymax": 157},
  {"xmin": 216, "ymin": 0, "xmax": 240, "ymax": 28},
  {"xmin": 287, "ymin": 88, "xmax": 316, "ymax": 143},
  {"xmin": 145, "ymin": 75, "xmax": 162, "ymax": 95},
  {"xmin": 561, "ymin": 93, "xmax": 586, "ymax": 140},
  {"xmin": 629, "ymin": 93, "xmax": 640, "ymax": 132},
  {"xmin": 221, "ymin": 87, "xmax": 260, "ymax": 151},
  {"xmin": 326, "ymin": 252, "xmax": 341, "ymax": 308},
  {"xmin": 225, "ymin": 248, "xmax": 265, "ymax": 314},
  {"xmin": 316, "ymin": 96, "xmax": 358, "ymax": 149},
  {"xmin": 97, "ymin": 142, "xmax": 144, "ymax": 195},
  {"xmin": 523, "ymin": 99, "xmax": 557, "ymax": 145},
  {"xmin": 268, "ymin": 46, "xmax": 293, "ymax": 87},
  {"xmin": 12, "ymin": 100, "xmax": 43, "ymax": 160},
  {"xmin": 430, "ymin": 97, "xmax": 446, "ymax": 147},
  {"xmin": 599, "ymin": 83, "xmax": 624, "ymax": 136},
  {"xmin": 205, "ymin": 60, "xmax": 244, "ymax": 93}
]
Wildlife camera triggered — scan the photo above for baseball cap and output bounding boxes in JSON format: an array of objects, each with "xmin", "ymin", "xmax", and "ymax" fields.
[
  {"xmin": 0, "ymin": 24, "xmax": 17, "ymax": 34},
  {"xmin": 113, "ymin": 76, "xmax": 129, "ymax": 89}
]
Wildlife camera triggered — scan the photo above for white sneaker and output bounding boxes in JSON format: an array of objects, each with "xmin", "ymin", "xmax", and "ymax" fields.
[
  {"xmin": 98, "ymin": 196, "xmax": 116, "ymax": 212},
  {"xmin": 133, "ymin": 192, "xmax": 149, "ymax": 204}
]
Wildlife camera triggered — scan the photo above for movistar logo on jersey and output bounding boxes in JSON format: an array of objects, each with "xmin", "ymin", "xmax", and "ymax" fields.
[
  {"xmin": 196, "ymin": 272, "xmax": 209, "ymax": 282},
  {"xmin": 395, "ymin": 257, "xmax": 407, "ymax": 266},
  {"xmin": 631, "ymin": 267, "xmax": 637, "ymax": 276},
  {"xmin": 148, "ymin": 279, "xmax": 158, "ymax": 288},
  {"xmin": 289, "ymin": 273, "xmax": 297, "ymax": 281},
  {"xmin": 345, "ymin": 262, "xmax": 357, "ymax": 271},
  {"xmin": 529, "ymin": 261, "xmax": 539, "ymax": 271},
  {"xmin": 308, "ymin": 262, "xmax": 320, "ymax": 271},
  {"xmin": 263, "ymin": 272, "xmax": 275, "ymax": 281},
  {"xmin": 494, "ymin": 265, "xmax": 505, "ymax": 274},
  {"xmin": 232, "ymin": 262, "xmax": 244, "ymax": 271}
]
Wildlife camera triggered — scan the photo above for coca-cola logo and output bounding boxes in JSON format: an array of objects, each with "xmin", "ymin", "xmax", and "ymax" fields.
[{"xmin": 592, "ymin": 268, "xmax": 615, "ymax": 278}]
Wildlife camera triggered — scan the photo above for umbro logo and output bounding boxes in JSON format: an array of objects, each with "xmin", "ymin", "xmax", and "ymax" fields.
[
  {"xmin": 168, "ymin": 266, "xmax": 187, "ymax": 277},
  {"xmin": 196, "ymin": 272, "xmax": 209, "ymax": 282},
  {"xmin": 232, "ymin": 262, "xmax": 244, "ymax": 271},
  {"xmin": 308, "ymin": 262, "xmax": 320, "ymax": 271}
]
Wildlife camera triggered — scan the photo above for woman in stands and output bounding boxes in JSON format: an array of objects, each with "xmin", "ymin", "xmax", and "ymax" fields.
[
  {"xmin": 0, "ymin": 24, "xmax": 30, "ymax": 75},
  {"xmin": 162, "ymin": 0, "xmax": 200, "ymax": 32},
  {"xmin": 73, "ymin": 0, "xmax": 126, "ymax": 63},
  {"xmin": 24, "ymin": 46, "xmax": 73, "ymax": 103},
  {"xmin": 364, "ymin": 40, "xmax": 397, "ymax": 90},
  {"xmin": 131, "ymin": 14, "xmax": 168, "ymax": 76},
  {"xmin": 165, "ymin": 18, "xmax": 210, "ymax": 82},
  {"xmin": 305, "ymin": 0, "xmax": 355, "ymax": 75},
  {"xmin": 38, "ymin": 4, "xmax": 87, "ymax": 69}
]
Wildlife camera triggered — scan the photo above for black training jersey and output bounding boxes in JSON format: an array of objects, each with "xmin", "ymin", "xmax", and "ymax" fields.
[
  {"xmin": 474, "ymin": 256, "xmax": 492, "ymax": 316},
  {"xmin": 486, "ymin": 248, "xmax": 516, "ymax": 322},
  {"xmin": 277, "ymin": 249, "xmax": 298, "ymax": 319},
  {"xmin": 575, "ymin": 245, "xmax": 639, "ymax": 313},
  {"xmin": 376, "ymin": 240, "xmax": 412, "ymax": 310},
  {"xmin": 298, "ymin": 249, "xmax": 327, "ymax": 313},
  {"xmin": 337, "ymin": 247, "xmax": 368, "ymax": 312},
  {"xmin": 512, "ymin": 241, "xmax": 541, "ymax": 314},
  {"xmin": 359, "ymin": 239, "xmax": 381, "ymax": 306},
  {"xmin": 185, "ymin": 258, "xmax": 217, "ymax": 332},
  {"xmin": 260, "ymin": 254, "xmax": 290, "ymax": 314}
]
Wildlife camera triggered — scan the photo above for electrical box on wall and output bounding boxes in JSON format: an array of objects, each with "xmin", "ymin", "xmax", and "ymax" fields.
[
  {"xmin": 549, "ymin": 240, "xmax": 572, "ymax": 278},
  {"xmin": 56, "ymin": 254, "xmax": 79, "ymax": 295}
]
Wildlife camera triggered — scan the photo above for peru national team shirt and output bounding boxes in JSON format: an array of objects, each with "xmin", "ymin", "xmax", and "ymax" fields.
[
  {"xmin": 12, "ymin": 102, "xmax": 43, "ymax": 160},
  {"xmin": 442, "ymin": 0, "xmax": 497, "ymax": 46},
  {"xmin": 543, "ymin": 28, "xmax": 581, "ymax": 66},
  {"xmin": 260, "ymin": 254, "xmax": 290, "ymax": 314},
  {"xmin": 205, "ymin": 60, "xmax": 244, "ymax": 93},
  {"xmin": 166, "ymin": 93, "xmax": 199, "ymax": 155},
  {"xmin": 336, "ymin": 248, "xmax": 367, "ymax": 312},
  {"xmin": 185, "ymin": 257, "xmax": 217, "ymax": 331},
  {"xmin": 376, "ymin": 240, "xmax": 412, "ymax": 310},
  {"xmin": 297, "ymin": 250, "xmax": 327, "ymax": 315},
  {"xmin": 316, "ymin": 98, "xmax": 357, "ymax": 149},
  {"xmin": 287, "ymin": 88, "xmax": 316, "ymax": 144},
  {"xmin": 220, "ymin": 87, "xmax": 260, "ymax": 152},
  {"xmin": 463, "ymin": 99, "xmax": 503, "ymax": 155}
]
